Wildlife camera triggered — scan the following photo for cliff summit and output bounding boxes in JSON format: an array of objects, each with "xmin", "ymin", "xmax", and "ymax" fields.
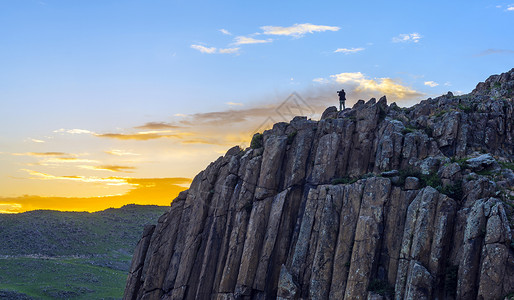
[{"xmin": 124, "ymin": 69, "xmax": 514, "ymax": 300}]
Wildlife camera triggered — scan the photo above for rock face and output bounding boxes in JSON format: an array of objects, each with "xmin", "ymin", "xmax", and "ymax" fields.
[{"xmin": 124, "ymin": 69, "xmax": 514, "ymax": 300}]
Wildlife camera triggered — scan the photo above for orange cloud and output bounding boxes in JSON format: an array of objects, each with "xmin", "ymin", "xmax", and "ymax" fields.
[
  {"xmin": 13, "ymin": 152, "xmax": 69, "ymax": 156},
  {"xmin": 95, "ymin": 132, "xmax": 181, "ymax": 140},
  {"xmin": 134, "ymin": 122, "xmax": 181, "ymax": 130},
  {"xmin": 22, "ymin": 169, "xmax": 129, "ymax": 185},
  {"xmin": 0, "ymin": 177, "xmax": 192, "ymax": 213},
  {"xmin": 105, "ymin": 149, "xmax": 140, "ymax": 156},
  {"xmin": 80, "ymin": 165, "xmax": 136, "ymax": 173}
]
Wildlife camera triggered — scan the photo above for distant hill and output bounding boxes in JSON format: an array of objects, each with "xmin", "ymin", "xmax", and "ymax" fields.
[{"xmin": 0, "ymin": 204, "xmax": 169, "ymax": 300}]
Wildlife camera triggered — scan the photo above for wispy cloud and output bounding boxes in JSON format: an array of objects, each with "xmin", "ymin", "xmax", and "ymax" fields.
[
  {"xmin": 41, "ymin": 157, "xmax": 98, "ymax": 164},
  {"xmin": 219, "ymin": 28, "xmax": 232, "ymax": 35},
  {"xmin": 312, "ymin": 78, "xmax": 330, "ymax": 84},
  {"xmin": 226, "ymin": 102, "xmax": 243, "ymax": 106},
  {"xmin": 191, "ymin": 44, "xmax": 217, "ymax": 54},
  {"xmin": 134, "ymin": 122, "xmax": 181, "ymax": 130},
  {"xmin": 22, "ymin": 169, "xmax": 129, "ymax": 185},
  {"xmin": 233, "ymin": 36, "xmax": 272, "ymax": 45},
  {"xmin": 260, "ymin": 23, "xmax": 340, "ymax": 38},
  {"xmin": 334, "ymin": 47, "xmax": 365, "ymax": 54},
  {"xmin": 475, "ymin": 48, "xmax": 514, "ymax": 56},
  {"xmin": 329, "ymin": 72, "xmax": 423, "ymax": 99},
  {"xmin": 54, "ymin": 129, "xmax": 93, "ymax": 134},
  {"xmin": 80, "ymin": 165, "xmax": 136, "ymax": 173},
  {"xmin": 13, "ymin": 152, "xmax": 69, "ymax": 156},
  {"xmin": 219, "ymin": 47, "xmax": 240, "ymax": 54},
  {"xmin": 30, "ymin": 139, "xmax": 45, "ymax": 143},
  {"xmin": 508, "ymin": 4, "xmax": 514, "ymax": 11},
  {"xmin": 424, "ymin": 81, "xmax": 439, "ymax": 87},
  {"xmin": 392, "ymin": 33, "xmax": 422, "ymax": 43},
  {"xmin": 191, "ymin": 44, "xmax": 240, "ymax": 54},
  {"xmin": 95, "ymin": 132, "xmax": 181, "ymax": 141},
  {"xmin": 105, "ymin": 149, "xmax": 140, "ymax": 156}
]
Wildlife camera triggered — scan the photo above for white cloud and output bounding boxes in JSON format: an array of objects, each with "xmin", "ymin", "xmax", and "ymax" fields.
[
  {"xmin": 105, "ymin": 149, "xmax": 140, "ymax": 156},
  {"xmin": 508, "ymin": 5, "xmax": 514, "ymax": 11},
  {"xmin": 219, "ymin": 47, "xmax": 240, "ymax": 54},
  {"xmin": 424, "ymin": 81, "xmax": 439, "ymax": 87},
  {"xmin": 329, "ymin": 72, "xmax": 423, "ymax": 99},
  {"xmin": 226, "ymin": 102, "xmax": 243, "ymax": 106},
  {"xmin": 191, "ymin": 44, "xmax": 217, "ymax": 54},
  {"xmin": 219, "ymin": 29, "xmax": 232, "ymax": 35},
  {"xmin": 30, "ymin": 138, "xmax": 45, "ymax": 143},
  {"xmin": 312, "ymin": 77, "xmax": 330, "ymax": 84},
  {"xmin": 392, "ymin": 33, "xmax": 422, "ymax": 43},
  {"xmin": 54, "ymin": 128, "xmax": 94, "ymax": 134},
  {"xmin": 233, "ymin": 36, "xmax": 272, "ymax": 45},
  {"xmin": 334, "ymin": 47, "xmax": 365, "ymax": 54},
  {"xmin": 191, "ymin": 44, "xmax": 239, "ymax": 55},
  {"xmin": 260, "ymin": 23, "xmax": 340, "ymax": 38}
]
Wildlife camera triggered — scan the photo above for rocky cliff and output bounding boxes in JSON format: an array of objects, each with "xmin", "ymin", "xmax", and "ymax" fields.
[{"xmin": 124, "ymin": 69, "xmax": 514, "ymax": 300}]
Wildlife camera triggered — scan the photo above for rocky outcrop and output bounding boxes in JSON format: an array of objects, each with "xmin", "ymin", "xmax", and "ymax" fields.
[{"xmin": 124, "ymin": 69, "xmax": 514, "ymax": 299}]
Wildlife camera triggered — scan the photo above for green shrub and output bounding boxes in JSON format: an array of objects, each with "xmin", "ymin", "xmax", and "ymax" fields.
[
  {"xmin": 450, "ymin": 157, "xmax": 469, "ymax": 168},
  {"xmin": 287, "ymin": 131, "xmax": 297, "ymax": 145},
  {"xmin": 457, "ymin": 104, "xmax": 473, "ymax": 113},
  {"xmin": 250, "ymin": 133, "xmax": 263, "ymax": 149},
  {"xmin": 500, "ymin": 161, "xmax": 514, "ymax": 170},
  {"xmin": 331, "ymin": 177, "xmax": 358, "ymax": 185},
  {"xmin": 439, "ymin": 180, "xmax": 463, "ymax": 200},
  {"xmin": 420, "ymin": 171, "xmax": 443, "ymax": 190},
  {"xmin": 402, "ymin": 127, "xmax": 416, "ymax": 135}
]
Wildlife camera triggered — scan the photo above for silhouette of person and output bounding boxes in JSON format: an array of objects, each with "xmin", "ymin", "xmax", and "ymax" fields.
[{"xmin": 337, "ymin": 89, "xmax": 346, "ymax": 111}]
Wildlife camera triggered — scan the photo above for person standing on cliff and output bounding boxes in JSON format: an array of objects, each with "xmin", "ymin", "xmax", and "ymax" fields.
[{"xmin": 337, "ymin": 89, "xmax": 346, "ymax": 111}]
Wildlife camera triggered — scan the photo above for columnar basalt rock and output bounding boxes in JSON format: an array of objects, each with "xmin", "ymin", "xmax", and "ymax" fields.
[{"xmin": 124, "ymin": 69, "xmax": 514, "ymax": 300}]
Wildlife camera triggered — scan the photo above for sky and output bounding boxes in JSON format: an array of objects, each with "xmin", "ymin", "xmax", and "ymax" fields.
[{"xmin": 0, "ymin": 0, "xmax": 513, "ymax": 213}]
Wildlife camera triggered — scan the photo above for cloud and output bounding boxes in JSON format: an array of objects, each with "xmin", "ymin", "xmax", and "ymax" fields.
[
  {"xmin": 219, "ymin": 47, "xmax": 240, "ymax": 54},
  {"xmin": 30, "ymin": 139, "xmax": 45, "ymax": 143},
  {"xmin": 22, "ymin": 169, "xmax": 128, "ymax": 185},
  {"xmin": 41, "ymin": 157, "xmax": 98, "ymax": 164},
  {"xmin": 475, "ymin": 48, "xmax": 514, "ymax": 56},
  {"xmin": 233, "ymin": 36, "xmax": 272, "ymax": 45},
  {"xmin": 191, "ymin": 44, "xmax": 240, "ymax": 54},
  {"xmin": 392, "ymin": 33, "xmax": 422, "ymax": 43},
  {"xmin": 219, "ymin": 28, "xmax": 232, "ymax": 35},
  {"xmin": 313, "ymin": 78, "xmax": 330, "ymax": 84},
  {"xmin": 134, "ymin": 122, "xmax": 181, "ymax": 130},
  {"xmin": 191, "ymin": 44, "xmax": 217, "ymax": 54},
  {"xmin": 508, "ymin": 5, "xmax": 514, "ymax": 11},
  {"xmin": 424, "ymin": 81, "xmax": 439, "ymax": 87},
  {"xmin": 54, "ymin": 129, "xmax": 94, "ymax": 134},
  {"xmin": 95, "ymin": 132, "xmax": 181, "ymax": 141},
  {"xmin": 329, "ymin": 72, "xmax": 423, "ymax": 99},
  {"xmin": 105, "ymin": 149, "xmax": 140, "ymax": 156},
  {"xmin": 80, "ymin": 165, "xmax": 136, "ymax": 173},
  {"xmin": 0, "ymin": 203, "xmax": 22, "ymax": 214},
  {"xmin": 0, "ymin": 177, "xmax": 192, "ymax": 213},
  {"xmin": 334, "ymin": 47, "xmax": 365, "ymax": 54},
  {"xmin": 226, "ymin": 102, "xmax": 243, "ymax": 106},
  {"xmin": 260, "ymin": 23, "xmax": 340, "ymax": 38},
  {"xmin": 13, "ymin": 152, "xmax": 68, "ymax": 156}
]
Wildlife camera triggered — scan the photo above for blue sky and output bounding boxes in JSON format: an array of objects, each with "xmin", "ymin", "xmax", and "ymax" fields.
[{"xmin": 0, "ymin": 0, "xmax": 513, "ymax": 207}]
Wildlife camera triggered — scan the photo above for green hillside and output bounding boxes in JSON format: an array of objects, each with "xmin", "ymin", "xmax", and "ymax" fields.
[{"xmin": 0, "ymin": 204, "xmax": 168, "ymax": 299}]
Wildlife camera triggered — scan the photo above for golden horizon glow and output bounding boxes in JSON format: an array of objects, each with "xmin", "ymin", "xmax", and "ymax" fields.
[{"xmin": 0, "ymin": 177, "xmax": 191, "ymax": 214}]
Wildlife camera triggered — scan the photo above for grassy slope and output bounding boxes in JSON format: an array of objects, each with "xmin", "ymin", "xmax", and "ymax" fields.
[{"xmin": 0, "ymin": 204, "xmax": 169, "ymax": 299}]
